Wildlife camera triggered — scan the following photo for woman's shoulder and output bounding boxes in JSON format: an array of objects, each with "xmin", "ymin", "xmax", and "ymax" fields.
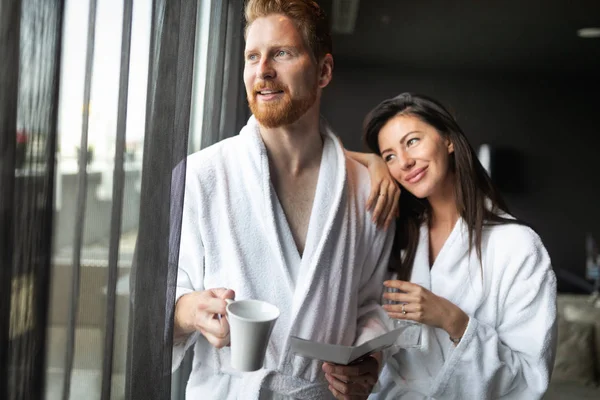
[
  {"xmin": 482, "ymin": 215, "xmax": 545, "ymax": 254},
  {"xmin": 482, "ymin": 219, "xmax": 552, "ymax": 278}
]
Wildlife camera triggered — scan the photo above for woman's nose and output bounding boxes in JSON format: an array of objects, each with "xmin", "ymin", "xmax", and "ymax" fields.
[{"xmin": 397, "ymin": 151, "xmax": 415, "ymax": 170}]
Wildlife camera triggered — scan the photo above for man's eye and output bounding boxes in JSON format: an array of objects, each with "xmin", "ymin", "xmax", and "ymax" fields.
[
  {"xmin": 246, "ymin": 54, "xmax": 257, "ymax": 61},
  {"xmin": 276, "ymin": 50, "xmax": 287, "ymax": 57}
]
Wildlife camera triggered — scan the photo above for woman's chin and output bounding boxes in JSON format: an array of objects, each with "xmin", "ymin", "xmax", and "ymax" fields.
[{"xmin": 404, "ymin": 186, "xmax": 430, "ymax": 200}]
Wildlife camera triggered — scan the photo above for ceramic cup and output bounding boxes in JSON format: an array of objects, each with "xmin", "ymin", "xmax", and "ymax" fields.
[{"xmin": 225, "ymin": 299, "xmax": 280, "ymax": 372}]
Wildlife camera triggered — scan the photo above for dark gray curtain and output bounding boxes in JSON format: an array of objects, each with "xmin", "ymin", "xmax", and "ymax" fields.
[
  {"xmin": 124, "ymin": 0, "xmax": 198, "ymax": 399},
  {"xmin": 200, "ymin": 0, "xmax": 248, "ymax": 148},
  {"xmin": 168, "ymin": 2, "xmax": 248, "ymax": 397},
  {"xmin": 0, "ymin": 0, "xmax": 64, "ymax": 399},
  {"xmin": 1, "ymin": 0, "xmax": 247, "ymax": 398}
]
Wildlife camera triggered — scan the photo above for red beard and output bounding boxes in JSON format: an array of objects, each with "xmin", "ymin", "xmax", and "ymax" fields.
[{"xmin": 248, "ymin": 80, "xmax": 317, "ymax": 128}]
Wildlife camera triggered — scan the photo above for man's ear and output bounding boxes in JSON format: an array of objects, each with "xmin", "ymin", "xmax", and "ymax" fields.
[{"xmin": 318, "ymin": 54, "xmax": 334, "ymax": 88}]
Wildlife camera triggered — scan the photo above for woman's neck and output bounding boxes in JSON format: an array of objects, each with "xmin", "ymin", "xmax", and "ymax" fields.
[{"xmin": 428, "ymin": 180, "xmax": 459, "ymax": 232}]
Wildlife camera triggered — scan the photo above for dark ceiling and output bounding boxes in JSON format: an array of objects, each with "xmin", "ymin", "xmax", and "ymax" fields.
[{"xmin": 320, "ymin": 0, "xmax": 600, "ymax": 72}]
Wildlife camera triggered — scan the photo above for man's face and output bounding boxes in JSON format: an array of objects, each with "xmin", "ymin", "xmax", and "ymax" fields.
[{"xmin": 243, "ymin": 14, "xmax": 319, "ymax": 128}]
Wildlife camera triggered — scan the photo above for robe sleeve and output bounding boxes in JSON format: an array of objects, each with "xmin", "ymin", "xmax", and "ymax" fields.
[
  {"xmin": 354, "ymin": 220, "xmax": 396, "ymax": 346},
  {"xmin": 430, "ymin": 234, "xmax": 557, "ymax": 399},
  {"xmin": 171, "ymin": 168, "xmax": 206, "ymax": 372}
]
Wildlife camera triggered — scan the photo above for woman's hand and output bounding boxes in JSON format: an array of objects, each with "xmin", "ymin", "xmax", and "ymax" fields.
[
  {"xmin": 364, "ymin": 154, "xmax": 400, "ymax": 230},
  {"xmin": 382, "ymin": 280, "xmax": 469, "ymax": 340}
]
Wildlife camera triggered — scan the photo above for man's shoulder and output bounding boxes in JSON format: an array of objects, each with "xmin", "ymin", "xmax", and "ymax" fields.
[
  {"xmin": 344, "ymin": 155, "xmax": 370, "ymax": 186},
  {"xmin": 344, "ymin": 155, "xmax": 372, "ymax": 205},
  {"xmin": 186, "ymin": 134, "xmax": 246, "ymax": 172}
]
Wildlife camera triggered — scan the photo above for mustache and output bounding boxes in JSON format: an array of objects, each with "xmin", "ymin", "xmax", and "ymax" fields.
[{"xmin": 252, "ymin": 81, "xmax": 288, "ymax": 93}]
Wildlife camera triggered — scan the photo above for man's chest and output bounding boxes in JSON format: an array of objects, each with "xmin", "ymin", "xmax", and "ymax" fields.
[{"xmin": 273, "ymin": 172, "xmax": 319, "ymax": 254}]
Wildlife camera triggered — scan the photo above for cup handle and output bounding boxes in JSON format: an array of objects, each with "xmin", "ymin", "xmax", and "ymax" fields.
[{"xmin": 218, "ymin": 299, "xmax": 235, "ymax": 322}]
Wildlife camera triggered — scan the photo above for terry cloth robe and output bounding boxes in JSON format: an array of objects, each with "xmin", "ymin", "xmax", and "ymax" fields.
[
  {"xmin": 172, "ymin": 116, "xmax": 395, "ymax": 400},
  {"xmin": 372, "ymin": 217, "xmax": 557, "ymax": 400}
]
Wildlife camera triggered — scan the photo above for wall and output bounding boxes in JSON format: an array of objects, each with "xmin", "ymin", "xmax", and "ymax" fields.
[{"xmin": 322, "ymin": 64, "xmax": 600, "ymax": 292}]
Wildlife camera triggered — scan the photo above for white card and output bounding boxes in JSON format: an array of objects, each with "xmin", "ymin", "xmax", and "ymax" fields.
[{"xmin": 289, "ymin": 321, "xmax": 422, "ymax": 365}]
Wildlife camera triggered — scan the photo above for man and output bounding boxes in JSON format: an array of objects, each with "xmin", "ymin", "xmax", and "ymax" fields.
[{"xmin": 172, "ymin": 1, "xmax": 395, "ymax": 398}]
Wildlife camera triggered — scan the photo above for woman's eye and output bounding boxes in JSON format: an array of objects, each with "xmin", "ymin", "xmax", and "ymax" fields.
[
  {"xmin": 384, "ymin": 154, "xmax": 395, "ymax": 162},
  {"xmin": 407, "ymin": 138, "xmax": 419, "ymax": 147}
]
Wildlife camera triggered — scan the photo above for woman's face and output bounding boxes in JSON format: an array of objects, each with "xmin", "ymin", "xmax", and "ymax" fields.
[{"xmin": 378, "ymin": 114, "xmax": 454, "ymax": 199}]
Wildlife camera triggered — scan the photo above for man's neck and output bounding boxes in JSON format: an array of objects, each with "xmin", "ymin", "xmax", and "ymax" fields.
[{"xmin": 259, "ymin": 107, "xmax": 324, "ymax": 176}]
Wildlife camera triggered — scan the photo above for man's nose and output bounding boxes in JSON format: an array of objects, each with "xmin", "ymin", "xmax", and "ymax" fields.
[{"xmin": 257, "ymin": 57, "xmax": 275, "ymax": 79}]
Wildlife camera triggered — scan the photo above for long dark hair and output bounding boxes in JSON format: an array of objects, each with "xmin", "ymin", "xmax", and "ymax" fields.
[{"xmin": 364, "ymin": 93, "xmax": 526, "ymax": 280}]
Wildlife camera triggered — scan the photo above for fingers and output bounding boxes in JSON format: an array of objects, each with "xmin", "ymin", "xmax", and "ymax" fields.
[
  {"xmin": 379, "ymin": 190, "xmax": 395, "ymax": 228},
  {"xmin": 382, "ymin": 299, "xmax": 426, "ymax": 323},
  {"xmin": 197, "ymin": 303, "xmax": 231, "ymax": 348},
  {"xmin": 209, "ymin": 287, "xmax": 235, "ymax": 302},
  {"xmin": 382, "ymin": 301, "xmax": 421, "ymax": 315},
  {"xmin": 199, "ymin": 295, "xmax": 230, "ymax": 315},
  {"xmin": 323, "ymin": 358, "xmax": 378, "ymax": 399},
  {"xmin": 193, "ymin": 288, "xmax": 235, "ymax": 348},
  {"xmin": 328, "ymin": 384, "xmax": 367, "ymax": 400},
  {"xmin": 371, "ymin": 182, "xmax": 390, "ymax": 226},
  {"xmin": 384, "ymin": 187, "xmax": 401, "ymax": 230},
  {"xmin": 366, "ymin": 181, "xmax": 379, "ymax": 211},
  {"xmin": 385, "ymin": 308, "xmax": 423, "ymax": 322},
  {"xmin": 199, "ymin": 324, "xmax": 230, "ymax": 348},
  {"xmin": 382, "ymin": 291, "xmax": 413, "ymax": 304},
  {"xmin": 383, "ymin": 279, "xmax": 420, "ymax": 292},
  {"xmin": 331, "ymin": 373, "xmax": 376, "ymax": 386},
  {"xmin": 323, "ymin": 357, "xmax": 379, "ymax": 378},
  {"xmin": 326, "ymin": 373, "xmax": 371, "ymax": 399},
  {"xmin": 322, "ymin": 361, "xmax": 372, "ymax": 377}
]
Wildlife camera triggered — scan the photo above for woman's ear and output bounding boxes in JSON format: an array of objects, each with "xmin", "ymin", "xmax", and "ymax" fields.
[{"xmin": 447, "ymin": 140, "xmax": 454, "ymax": 154}]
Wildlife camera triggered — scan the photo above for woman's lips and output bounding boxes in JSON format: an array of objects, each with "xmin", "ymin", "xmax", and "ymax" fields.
[{"xmin": 405, "ymin": 166, "xmax": 427, "ymax": 184}]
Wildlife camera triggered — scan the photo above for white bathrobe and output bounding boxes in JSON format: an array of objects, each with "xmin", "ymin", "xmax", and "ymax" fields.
[
  {"xmin": 372, "ymin": 217, "xmax": 557, "ymax": 400},
  {"xmin": 172, "ymin": 116, "xmax": 395, "ymax": 399}
]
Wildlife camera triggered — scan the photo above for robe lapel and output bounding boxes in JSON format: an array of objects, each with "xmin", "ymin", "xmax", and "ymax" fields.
[
  {"xmin": 411, "ymin": 225, "xmax": 432, "ymax": 290},
  {"xmin": 249, "ymin": 120, "xmax": 296, "ymax": 293},
  {"xmin": 291, "ymin": 128, "xmax": 346, "ymax": 320},
  {"xmin": 430, "ymin": 218, "xmax": 483, "ymax": 315}
]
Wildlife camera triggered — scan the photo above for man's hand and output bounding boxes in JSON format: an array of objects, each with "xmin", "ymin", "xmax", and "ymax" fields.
[
  {"xmin": 173, "ymin": 288, "xmax": 235, "ymax": 348},
  {"xmin": 322, "ymin": 354, "xmax": 380, "ymax": 400}
]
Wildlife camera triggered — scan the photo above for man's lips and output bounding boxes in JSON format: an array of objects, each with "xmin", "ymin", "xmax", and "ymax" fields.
[
  {"xmin": 257, "ymin": 89, "xmax": 284, "ymax": 95},
  {"xmin": 255, "ymin": 89, "xmax": 284, "ymax": 101},
  {"xmin": 404, "ymin": 166, "xmax": 427, "ymax": 184}
]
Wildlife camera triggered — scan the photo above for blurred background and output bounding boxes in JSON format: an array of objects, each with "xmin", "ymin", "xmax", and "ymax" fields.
[{"xmin": 2, "ymin": 0, "xmax": 599, "ymax": 399}]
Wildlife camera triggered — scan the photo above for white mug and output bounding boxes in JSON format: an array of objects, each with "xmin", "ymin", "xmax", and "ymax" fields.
[{"xmin": 225, "ymin": 298, "xmax": 280, "ymax": 372}]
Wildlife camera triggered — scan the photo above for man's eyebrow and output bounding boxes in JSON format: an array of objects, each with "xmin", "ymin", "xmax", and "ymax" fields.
[{"xmin": 244, "ymin": 44, "xmax": 300, "ymax": 54}]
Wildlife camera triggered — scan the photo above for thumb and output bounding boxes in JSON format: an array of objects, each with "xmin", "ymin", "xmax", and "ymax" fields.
[{"xmin": 210, "ymin": 287, "xmax": 235, "ymax": 301}]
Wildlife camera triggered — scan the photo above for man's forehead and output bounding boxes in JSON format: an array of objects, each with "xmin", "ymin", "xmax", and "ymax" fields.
[{"xmin": 245, "ymin": 14, "xmax": 304, "ymax": 48}]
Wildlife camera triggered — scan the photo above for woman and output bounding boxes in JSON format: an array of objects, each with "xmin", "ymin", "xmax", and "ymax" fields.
[{"xmin": 361, "ymin": 93, "xmax": 557, "ymax": 399}]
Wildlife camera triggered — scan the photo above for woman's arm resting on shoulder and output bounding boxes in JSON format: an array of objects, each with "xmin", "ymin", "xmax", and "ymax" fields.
[{"xmin": 345, "ymin": 149, "xmax": 400, "ymax": 230}]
